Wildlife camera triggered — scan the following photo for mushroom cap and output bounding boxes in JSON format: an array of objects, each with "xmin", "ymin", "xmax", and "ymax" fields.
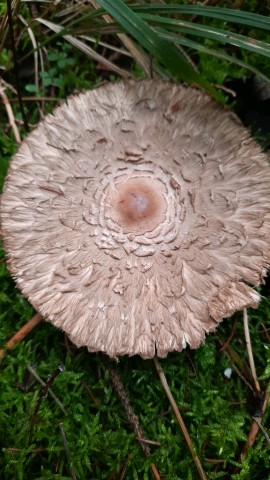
[{"xmin": 1, "ymin": 80, "xmax": 270, "ymax": 359}]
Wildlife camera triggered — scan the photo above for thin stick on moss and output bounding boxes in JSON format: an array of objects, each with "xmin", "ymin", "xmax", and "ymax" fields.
[
  {"xmin": 7, "ymin": 448, "xmax": 47, "ymax": 453},
  {"xmin": 219, "ymin": 317, "xmax": 238, "ymax": 352},
  {"xmin": 251, "ymin": 415, "xmax": 270, "ymax": 444},
  {"xmin": 0, "ymin": 96, "xmax": 62, "ymax": 102},
  {"xmin": 27, "ymin": 365, "xmax": 67, "ymax": 415},
  {"xmin": 0, "ymin": 77, "xmax": 21, "ymax": 144},
  {"xmin": 153, "ymin": 357, "xmax": 207, "ymax": 480},
  {"xmin": 59, "ymin": 423, "xmax": 77, "ymax": 480},
  {"xmin": 0, "ymin": 313, "xmax": 43, "ymax": 360},
  {"xmin": 136, "ymin": 437, "xmax": 161, "ymax": 446},
  {"xmin": 82, "ymin": 380, "xmax": 99, "ymax": 407},
  {"xmin": 260, "ymin": 323, "xmax": 270, "ymax": 343},
  {"xmin": 241, "ymin": 388, "xmax": 269, "ymax": 458},
  {"xmin": 100, "ymin": 355, "xmax": 161, "ymax": 480},
  {"xmin": 243, "ymin": 308, "xmax": 260, "ymax": 392},
  {"xmin": 118, "ymin": 453, "xmax": 133, "ymax": 480},
  {"xmin": 29, "ymin": 365, "xmax": 65, "ymax": 443}
]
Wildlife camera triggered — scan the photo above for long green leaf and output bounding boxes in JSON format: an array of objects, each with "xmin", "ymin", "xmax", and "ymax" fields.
[
  {"xmin": 131, "ymin": 5, "xmax": 270, "ymax": 32},
  {"xmin": 156, "ymin": 27, "xmax": 270, "ymax": 84},
  {"xmin": 139, "ymin": 13, "xmax": 270, "ymax": 59},
  {"xmin": 97, "ymin": 0, "xmax": 218, "ymax": 96}
]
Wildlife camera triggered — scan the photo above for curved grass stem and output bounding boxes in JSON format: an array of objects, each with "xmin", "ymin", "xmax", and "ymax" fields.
[
  {"xmin": 153, "ymin": 357, "xmax": 207, "ymax": 480},
  {"xmin": 243, "ymin": 308, "xmax": 260, "ymax": 392}
]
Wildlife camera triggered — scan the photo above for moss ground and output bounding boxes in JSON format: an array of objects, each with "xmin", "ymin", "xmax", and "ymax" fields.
[{"xmin": 1, "ymin": 1, "xmax": 270, "ymax": 478}]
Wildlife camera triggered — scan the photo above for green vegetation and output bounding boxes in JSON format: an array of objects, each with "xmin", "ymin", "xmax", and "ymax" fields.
[{"xmin": 1, "ymin": 1, "xmax": 270, "ymax": 478}]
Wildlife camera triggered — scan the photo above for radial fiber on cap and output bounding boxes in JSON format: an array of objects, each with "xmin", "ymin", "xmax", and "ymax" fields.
[{"xmin": 1, "ymin": 80, "xmax": 270, "ymax": 358}]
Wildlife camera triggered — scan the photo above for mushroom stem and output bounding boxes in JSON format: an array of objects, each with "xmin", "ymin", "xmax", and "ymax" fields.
[
  {"xmin": 153, "ymin": 357, "xmax": 208, "ymax": 480},
  {"xmin": 243, "ymin": 308, "xmax": 260, "ymax": 392},
  {"xmin": 0, "ymin": 312, "xmax": 43, "ymax": 360}
]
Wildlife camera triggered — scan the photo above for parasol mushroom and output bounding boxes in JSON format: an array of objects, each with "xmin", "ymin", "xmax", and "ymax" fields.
[{"xmin": 1, "ymin": 79, "xmax": 270, "ymax": 359}]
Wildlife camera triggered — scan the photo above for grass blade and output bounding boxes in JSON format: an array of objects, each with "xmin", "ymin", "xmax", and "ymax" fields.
[
  {"xmin": 97, "ymin": 0, "xmax": 217, "ymax": 96},
  {"xmin": 36, "ymin": 18, "xmax": 131, "ymax": 78},
  {"xmin": 131, "ymin": 5, "xmax": 270, "ymax": 32},
  {"xmin": 139, "ymin": 13, "xmax": 270, "ymax": 59},
  {"xmin": 157, "ymin": 27, "xmax": 270, "ymax": 84},
  {"xmin": 89, "ymin": 0, "xmax": 152, "ymax": 78}
]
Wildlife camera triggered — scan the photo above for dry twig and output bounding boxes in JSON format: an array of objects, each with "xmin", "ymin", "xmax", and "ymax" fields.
[
  {"xmin": 100, "ymin": 355, "xmax": 161, "ymax": 480},
  {"xmin": 18, "ymin": 14, "xmax": 45, "ymax": 119},
  {"xmin": 136, "ymin": 437, "xmax": 161, "ymax": 446},
  {"xmin": 243, "ymin": 308, "xmax": 260, "ymax": 392},
  {"xmin": 1, "ymin": 96, "xmax": 61, "ymax": 103},
  {"xmin": 0, "ymin": 77, "xmax": 21, "ymax": 143},
  {"xmin": 220, "ymin": 317, "xmax": 238, "ymax": 352},
  {"xmin": 153, "ymin": 357, "xmax": 207, "ymax": 480},
  {"xmin": 27, "ymin": 365, "xmax": 67, "ymax": 415},
  {"xmin": 82, "ymin": 380, "xmax": 99, "ymax": 407},
  {"xmin": 60, "ymin": 423, "xmax": 77, "ymax": 480},
  {"xmin": 0, "ymin": 313, "xmax": 43, "ymax": 360},
  {"xmin": 7, "ymin": 447, "xmax": 47, "ymax": 453},
  {"xmin": 260, "ymin": 323, "xmax": 270, "ymax": 343},
  {"xmin": 240, "ymin": 309, "xmax": 270, "ymax": 459},
  {"xmin": 251, "ymin": 416, "xmax": 270, "ymax": 444},
  {"xmin": 29, "ymin": 365, "xmax": 65, "ymax": 443},
  {"xmin": 119, "ymin": 453, "xmax": 132, "ymax": 480},
  {"xmin": 6, "ymin": 0, "xmax": 29, "ymax": 130},
  {"xmin": 242, "ymin": 389, "xmax": 269, "ymax": 458}
]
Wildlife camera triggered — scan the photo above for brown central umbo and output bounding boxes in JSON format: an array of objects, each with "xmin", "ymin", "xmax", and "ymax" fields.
[{"xmin": 108, "ymin": 177, "xmax": 167, "ymax": 234}]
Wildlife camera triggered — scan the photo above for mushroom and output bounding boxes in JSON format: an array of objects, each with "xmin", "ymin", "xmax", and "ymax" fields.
[{"xmin": 1, "ymin": 79, "xmax": 270, "ymax": 359}]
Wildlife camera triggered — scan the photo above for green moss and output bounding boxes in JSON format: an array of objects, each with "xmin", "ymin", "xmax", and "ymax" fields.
[{"xmin": 1, "ymin": 1, "xmax": 270, "ymax": 477}]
